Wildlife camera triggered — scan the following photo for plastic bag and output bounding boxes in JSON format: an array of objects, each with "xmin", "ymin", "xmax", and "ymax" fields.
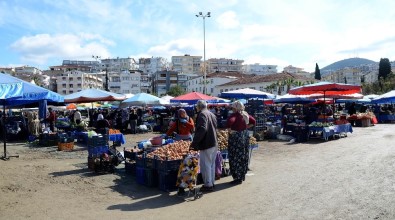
[{"xmin": 88, "ymin": 130, "xmax": 97, "ymax": 138}]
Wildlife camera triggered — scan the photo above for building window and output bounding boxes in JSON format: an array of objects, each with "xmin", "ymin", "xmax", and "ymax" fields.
[
  {"xmin": 225, "ymin": 89, "xmax": 228, "ymax": 92},
  {"xmin": 211, "ymin": 88, "xmax": 214, "ymax": 93},
  {"xmin": 69, "ymin": 84, "xmax": 73, "ymax": 88},
  {"xmin": 220, "ymin": 89, "xmax": 223, "ymax": 93}
]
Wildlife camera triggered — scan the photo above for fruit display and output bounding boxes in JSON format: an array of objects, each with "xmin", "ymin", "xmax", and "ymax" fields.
[
  {"xmin": 109, "ymin": 129, "xmax": 121, "ymax": 134},
  {"xmin": 217, "ymin": 129, "xmax": 229, "ymax": 151},
  {"xmin": 146, "ymin": 140, "xmax": 196, "ymax": 160}
]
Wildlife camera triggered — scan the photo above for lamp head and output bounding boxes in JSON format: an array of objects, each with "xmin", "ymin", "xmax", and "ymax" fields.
[
  {"xmin": 195, "ymin": 14, "xmax": 198, "ymax": 17},
  {"xmin": 199, "ymin": 12, "xmax": 202, "ymax": 15},
  {"xmin": 207, "ymin": 12, "xmax": 211, "ymax": 17}
]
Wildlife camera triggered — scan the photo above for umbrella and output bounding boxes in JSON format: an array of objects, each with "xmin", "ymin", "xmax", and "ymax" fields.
[
  {"xmin": 274, "ymin": 94, "xmax": 315, "ymax": 104},
  {"xmin": 66, "ymin": 103, "xmax": 77, "ymax": 110},
  {"xmin": 372, "ymin": 90, "xmax": 395, "ymax": 104},
  {"xmin": 101, "ymin": 103, "xmax": 112, "ymax": 108},
  {"xmin": 64, "ymin": 88, "xmax": 126, "ymax": 103},
  {"xmin": 160, "ymin": 95, "xmax": 174, "ymax": 102},
  {"xmin": 120, "ymin": 93, "xmax": 165, "ymax": 107},
  {"xmin": 220, "ymin": 88, "xmax": 275, "ymax": 99},
  {"xmin": 289, "ymin": 82, "xmax": 362, "ymax": 121},
  {"xmin": 171, "ymin": 92, "xmax": 217, "ymax": 105}
]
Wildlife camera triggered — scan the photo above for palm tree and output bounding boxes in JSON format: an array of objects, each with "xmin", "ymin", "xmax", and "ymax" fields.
[
  {"xmin": 284, "ymin": 78, "xmax": 295, "ymax": 93},
  {"xmin": 265, "ymin": 83, "xmax": 276, "ymax": 94},
  {"xmin": 276, "ymin": 80, "xmax": 284, "ymax": 95}
]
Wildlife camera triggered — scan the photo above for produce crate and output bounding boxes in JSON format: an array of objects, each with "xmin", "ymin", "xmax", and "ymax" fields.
[
  {"xmin": 57, "ymin": 142, "xmax": 74, "ymax": 151},
  {"xmin": 88, "ymin": 145, "xmax": 109, "ymax": 158},
  {"xmin": 136, "ymin": 167, "xmax": 145, "ymax": 185},
  {"xmin": 39, "ymin": 133, "xmax": 59, "ymax": 147},
  {"xmin": 135, "ymin": 155, "xmax": 145, "ymax": 168},
  {"xmin": 125, "ymin": 160, "xmax": 136, "ymax": 176},
  {"xmin": 124, "ymin": 149, "xmax": 143, "ymax": 160},
  {"xmin": 156, "ymin": 159, "xmax": 182, "ymax": 172},
  {"xmin": 144, "ymin": 168, "xmax": 159, "ymax": 187},
  {"xmin": 158, "ymin": 170, "xmax": 178, "ymax": 192},
  {"xmin": 145, "ymin": 157, "xmax": 157, "ymax": 169},
  {"xmin": 88, "ymin": 135, "xmax": 108, "ymax": 147}
]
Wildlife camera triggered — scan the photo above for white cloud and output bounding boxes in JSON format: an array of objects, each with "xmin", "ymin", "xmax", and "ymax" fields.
[
  {"xmin": 10, "ymin": 34, "xmax": 112, "ymax": 64},
  {"xmin": 216, "ymin": 11, "xmax": 239, "ymax": 29}
]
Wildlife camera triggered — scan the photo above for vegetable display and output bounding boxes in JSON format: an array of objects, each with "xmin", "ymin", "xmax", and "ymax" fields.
[
  {"xmin": 145, "ymin": 140, "xmax": 196, "ymax": 160},
  {"xmin": 217, "ymin": 130, "xmax": 229, "ymax": 151},
  {"xmin": 109, "ymin": 129, "xmax": 121, "ymax": 134}
]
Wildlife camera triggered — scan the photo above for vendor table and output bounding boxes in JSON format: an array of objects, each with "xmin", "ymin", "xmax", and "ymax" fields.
[
  {"xmin": 308, "ymin": 126, "xmax": 335, "ymax": 141},
  {"xmin": 378, "ymin": 115, "xmax": 395, "ymax": 123},
  {"xmin": 333, "ymin": 123, "xmax": 353, "ymax": 137}
]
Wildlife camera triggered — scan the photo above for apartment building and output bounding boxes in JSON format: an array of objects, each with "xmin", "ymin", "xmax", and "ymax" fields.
[
  {"xmin": 206, "ymin": 58, "xmax": 244, "ymax": 73},
  {"xmin": 186, "ymin": 72, "xmax": 250, "ymax": 96},
  {"xmin": 152, "ymin": 70, "xmax": 179, "ymax": 96},
  {"xmin": 56, "ymin": 71, "xmax": 103, "ymax": 95},
  {"xmin": 322, "ymin": 65, "xmax": 379, "ymax": 85},
  {"xmin": 242, "ymin": 63, "xmax": 277, "ymax": 75},
  {"xmin": 108, "ymin": 70, "xmax": 141, "ymax": 94},
  {"xmin": 171, "ymin": 54, "xmax": 202, "ymax": 74}
]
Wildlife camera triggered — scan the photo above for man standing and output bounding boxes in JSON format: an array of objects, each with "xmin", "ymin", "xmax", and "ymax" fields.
[
  {"xmin": 190, "ymin": 100, "xmax": 218, "ymax": 192},
  {"xmin": 46, "ymin": 107, "xmax": 56, "ymax": 132}
]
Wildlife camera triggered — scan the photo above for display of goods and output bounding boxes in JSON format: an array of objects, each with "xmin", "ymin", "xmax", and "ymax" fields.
[
  {"xmin": 124, "ymin": 147, "xmax": 143, "ymax": 160},
  {"xmin": 216, "ymin": 129, "xmax": 229, "ymax": 151},
  {"xmin": 57, "ymin": 142, "xmax": 74, "ymax": 151},
  {"xmin": 335, "ymin": 119, "xmax": 349, "ymax": 125},
  {"xmin": 249, "ymin": 136, "xmax": 258, "ymax": 145},
  {"xmin": 308, "ymin": 121, "xmax": 334, "ymax": 127},
  {"xmin": 56, "ymin": 120, "xmax": 71, "ymax": 127},
  {"xmin": 109, "ymin": 129, "xmax": 121, "ymax": 134},
  {"xmin": 146, "ymin": 140, "xmax": 194, "ymax": 160}
]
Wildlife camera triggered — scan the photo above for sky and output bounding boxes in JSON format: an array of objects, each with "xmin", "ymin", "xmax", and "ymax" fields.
[{"xmin": 1, "ymin": 0, "xmax": 395, "ymax": 73}]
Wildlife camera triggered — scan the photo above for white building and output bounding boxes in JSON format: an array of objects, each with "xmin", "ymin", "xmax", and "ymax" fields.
[
  {"xmin": 171, "ymin": 54, "xmax": 202, "ymax": 74},
  {"xmin": 216, "ymin": 72, "xmax": 312, "ymax": 96},
  {"xmin": 322, "ymin": 64, "xmax": 379, "ymax": 85},
  {"xmin": 108, "ymin": 70, "xmax": 141, "ymax": 94},
  {"xmin": 56, "ymin": 71, "xmax": 103, "ymax": 95},
  {"xmin": 138, "ymin": 57, "xmax": 168, "ymax": 76},
  {"xmin": 242, "ymin": 63, "xmax": 277, "ymax": 75},
  {"xmin": 101, "ymin": 57, "xmax": 137, "ymax": 72},
  {"xmin": 186, "ymin": 72, "xmax": 249, "ymax": 96}
]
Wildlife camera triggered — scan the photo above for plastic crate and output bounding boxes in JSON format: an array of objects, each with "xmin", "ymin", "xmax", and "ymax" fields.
[
  {"xmin": 144, "ymin": 168, "xmax": 159, "ymax": 187},
  {"xmin": 125, "ymin": 160, "xmax": 136, "ymax": 176},
  {"xmin": 87, "ymin": 135, "xmax": 108, "ymax": 147},
  {"xmin": 135, "ymin": 155, "xmax": 145, "ymax": 168},
  {"xmin": 158, "ymin": 170, "xmax": 178, "ymax": 192},
  {"xmin": 88, "ymin": 145, "xmax": 109, "ymax": 158},
  {"xmin": 57, "ymin": 142, "xmax": 74, "ymax": 151},
  {"xmin": 136, "ymin": 167, "xmax": 145, "ymax": 185},
  {"xmin": 124, "ymin": 149, "xmax": 143, "ymax": 160},
  {"xmin": 156, "ymin": 159, "xmax": 182, "ymax": 172},
  {"xmin": 145, "ymin": 157, "xmax": 157, "ymax": 169}
]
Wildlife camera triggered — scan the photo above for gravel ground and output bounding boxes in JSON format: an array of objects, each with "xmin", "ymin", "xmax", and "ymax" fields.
[{"xmin": 1, "ymin": 125, "xmax": 395, "ymax": 219}]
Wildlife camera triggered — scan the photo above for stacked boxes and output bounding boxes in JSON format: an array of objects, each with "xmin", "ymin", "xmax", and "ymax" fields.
[
  {"xmin": 87, "ymin": 134, "xmax": 109, "ymax": 172},
  {"xmin": 39, "ymin": 133, "xmax": 59, "ymax": 147}
]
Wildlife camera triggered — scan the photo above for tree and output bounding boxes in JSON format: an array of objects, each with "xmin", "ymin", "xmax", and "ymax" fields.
[
  {"xmin": 314, "ymin": 63, "xmax": 321, "ymax": 80},
  {"xmin": 378, "ymin": 58, "xmax": 391, "ymax": 80},
  {"xmin": 167, "ymin": 85, "xmax": 186, "ymax": 97}
]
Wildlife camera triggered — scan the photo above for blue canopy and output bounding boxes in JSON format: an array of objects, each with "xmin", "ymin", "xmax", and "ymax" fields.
[
  {"xmin": 0, "ymin": 81, "xmax": 23, "ymax": 100},
  {"xmin": 220, "ymin": 88, "xmax": 275, "ymax": 99},
  {"xmin": 1, "ymin": 73, "xmax": 64, "ymax": 106},
  {"xmin": 372, "ymin": 90, "xmax": 395, "ymax": 104}
]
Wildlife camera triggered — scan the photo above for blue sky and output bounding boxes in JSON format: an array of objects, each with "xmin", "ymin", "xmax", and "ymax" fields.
[{"xmin": 1, "ymin": 0, "xmax": 395, "ymax": 72}]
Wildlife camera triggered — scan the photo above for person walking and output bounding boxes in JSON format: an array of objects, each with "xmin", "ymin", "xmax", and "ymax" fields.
[
  {"xmin": 226, "ymin": 101, "xmax": 256, "ymax": 185},
  {"xmin": 129, "ymin": 109, "xmax": 138, "ymax": 134},
  {"xmin": 190, "ymin": 100, "xmax": 218, "ymax": 192}
]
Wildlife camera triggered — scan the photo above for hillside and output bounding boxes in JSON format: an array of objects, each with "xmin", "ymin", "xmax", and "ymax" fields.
[{"xmin": 321, "ymin": 58, "xmax": 377, "ymax": 74}]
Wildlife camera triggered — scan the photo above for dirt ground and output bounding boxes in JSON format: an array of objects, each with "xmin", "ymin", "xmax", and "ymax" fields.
[{"xmin": 1, "ymin": 125, "xmax": 395, "ymax": 220}]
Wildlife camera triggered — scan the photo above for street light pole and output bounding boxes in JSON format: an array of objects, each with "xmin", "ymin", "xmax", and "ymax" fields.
[
  {"xmin": 92, "ymin": 55, "xmax": 101, "ymax": 89},
  {"xmin": 196, "ymin": 12, "xmax": 211, "ymax": 94}
]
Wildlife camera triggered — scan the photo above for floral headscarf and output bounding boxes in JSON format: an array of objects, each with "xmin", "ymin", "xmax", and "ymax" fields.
[{"xmin": 232, "ymin": 101, "xmax": 249, "ymax": 124}]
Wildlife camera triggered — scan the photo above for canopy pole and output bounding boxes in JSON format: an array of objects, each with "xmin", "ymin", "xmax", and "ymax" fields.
[{"xmin": 2, "ymin": 104, "xmax": 6, "ymax": 159}]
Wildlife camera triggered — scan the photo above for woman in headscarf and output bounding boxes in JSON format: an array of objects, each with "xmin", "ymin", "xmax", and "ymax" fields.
[
  {"xmin": 226, "ymin": 101, "xmax": 256, "ymax": 185},
  {"xmin": 165, "ymin": 108, "xmax": 195, "ymax": 141},
  {"xmin": 96, "ymin": 113, "xmax": 110, "ymax": 134}
]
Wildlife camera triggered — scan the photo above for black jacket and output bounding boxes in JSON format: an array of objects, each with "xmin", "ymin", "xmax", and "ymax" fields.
[{"xmin": 191, "ymin": 109, "xmax": 218, "ymax": 151}]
